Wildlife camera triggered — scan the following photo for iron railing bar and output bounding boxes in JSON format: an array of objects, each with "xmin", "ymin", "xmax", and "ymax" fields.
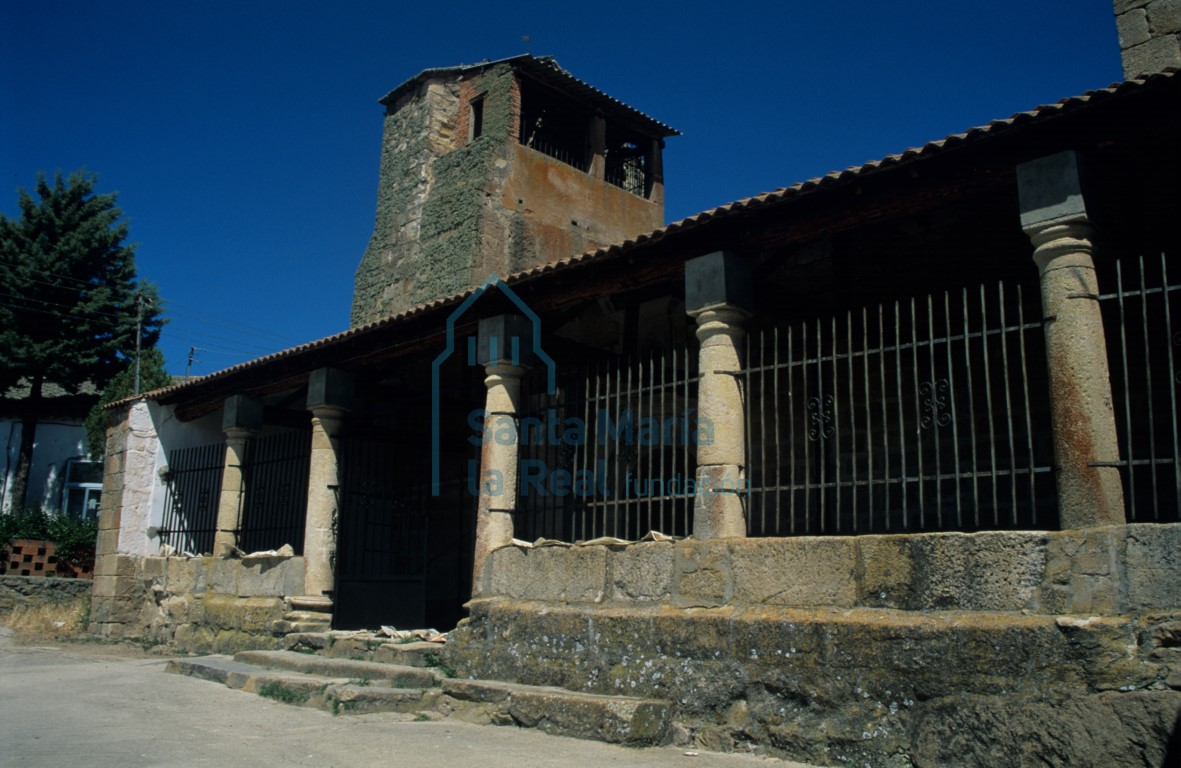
[
  {"xmin": 774, "ymin": 327, "xmax": 782, "ymax": 536},
  {"xmin": 848, "ymin": 310, "xmax": 858, "ymax": 532},
  {"xmin": 581, "ymin": 367, "xmax": 592, "ymax": 542},
  {"xmin": 863, "ymin": 307, "xmax": 874, "ymax": 531},
  {"xmin": 658, "ymin": 353, "xmax": 666, "ymax": 535},
  {"xmin": 1097, "ymin": 283, "xmax": 1174, "ymax": 300},
  {"xmin": 981, "ymin": 284, "xmax": 999, "ymax": 528},
  {"xmin": 1016, "ymin": 285, "xmax": 1038, "ymax": 527},
  {"xmin": 944, "ymin": 290, "xmax": 962, "ymax": 527},
  {"xmin": 880, "ymin": 303, "xmax": 890, "ymax": 531},
  {"xmin": 962, "ymin": 288, "xmax": 980, "ymax": 527},
  {"xmin": 803, "ymin": 321, "xmax": 811, "ymax": 530},
  {"xmin": 817, "ymin": 318, "xmax": 828, "ymax": 532},
  {"xmin": 788, "ymin": 325, "xmax": 797, "ymax": 534},
  {"xmin": 895, "ymin": 300, "xmax": 907, "ymax": 530},
  {"xmin": 625, "ymin": 360, "xmax": 633, "ymax": 539},
  {"xmin": 911, "ymin": 296, "xmax": 924, "ymax": 529},
  {"xmin": 998, "ymin": 282, "xmax": 1018, "ymax": 526},
  {"xmin": 648, "ymin": 356, "xmax": 656, "ymax": 535},
  {"xmin": 752, "ymin": 464, "xmax": 1054, "ymax": 494},
  {"xmin": 1116, "ymin": 260, "xmax": 1136, "ymax": 518},
  {"xmin": 738, "ymin": 321, "xmax": 1041, "ymax": 376},
  {"xmin": 748, "ymin": 331, "xmax": 757, "ymax": 534},
  {"xmin": 927, "ymin": 293, "xmax": 942, "ymax": 528},
  {"xmin": 685, "ymin": 346, "xmax": 694, "ymax": 536},
  {"xmin": 1138, "ymin": 256, "xmax": 1160, "ymax": 519},
  {"xmin": 1160, "ymin": 253, "xmax": 1180, "ymax": 520},
  {"xmin": 832, "ymin": 315, "xmax": 841, "ymax": 532}
]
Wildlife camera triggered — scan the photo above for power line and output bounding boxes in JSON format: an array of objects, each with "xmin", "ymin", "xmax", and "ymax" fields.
[
  {"xmin": 161, "ymin": 306, "xmax": 303, "ymax": 347},
  {"xmin": 0, "ymin": 301, "xmax": 132, "ymax": 331},
  {"xmin": 0, "ymin": 291, "xmax": 137, "ymax": 322},
  {"xmin": 4, "ymin": 266, "xmax": 307, "ymax": 349}
]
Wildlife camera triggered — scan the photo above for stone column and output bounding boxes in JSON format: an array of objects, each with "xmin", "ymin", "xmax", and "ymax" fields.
[
  {"xmin": 589, "ymin": 114, "xmax": 607, "ymax": 180},
  {"xmin": 647, "ymin": 138, "xmax": 665, "ymax": 208},
  {"xmin": 1018, "ymin": 151, "xmax": 1126, "ymax": 528},
  {"xmin": 686, "ymin": 251, "xmax": 751, "ymax": 538},
  {"xmin": 299, "ymin": 368, "xmax": 353, "ymax": 610},
  {"xmin": 213, "ymin": 395, "xmax": 262, "ymax": 557},
  {"xmin": 471, "ymin": 314, "xmax": 534, "ymax": 592}
]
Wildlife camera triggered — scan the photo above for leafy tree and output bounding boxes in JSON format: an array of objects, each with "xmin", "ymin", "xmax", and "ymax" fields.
[
  {"xmin": 85, "ymin": 347, "xmax": 172, "ymax": 459},
  {"xmin": 0, "ymin": 170, "xmax": 164, "ymax": 511}
]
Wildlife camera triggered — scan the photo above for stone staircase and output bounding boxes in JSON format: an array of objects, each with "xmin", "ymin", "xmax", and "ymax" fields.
[{"xmin": 165, "ymin": 631, "xmax": 674, "ymax": 746}]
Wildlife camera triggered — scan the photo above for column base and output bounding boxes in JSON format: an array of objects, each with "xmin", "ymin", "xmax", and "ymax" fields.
[
  {"xmin": 287, "ymin": 594, "xmax": 333, "ymax": 613},
  {"xmin": 275, "ymin": 595, "xmax": 334, "ymax": 634}
]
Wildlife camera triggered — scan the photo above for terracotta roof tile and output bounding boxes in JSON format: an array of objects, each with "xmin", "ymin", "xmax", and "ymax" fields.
[{"xmin": 124, "ymin": 69, "xmax": 1176, "ymax": 407}]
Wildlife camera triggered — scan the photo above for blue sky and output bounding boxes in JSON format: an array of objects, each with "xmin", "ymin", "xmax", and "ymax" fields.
[{"xmin": 2, "ymin": 1, "xmax": 1123, "ymax": 377}]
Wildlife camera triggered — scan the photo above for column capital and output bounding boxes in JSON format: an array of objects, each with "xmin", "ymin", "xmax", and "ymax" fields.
[
  {"xmin": 484, "ymin": 362, "xmax": 527, "ymax": 384},
  {"xmin": 685, "ymin": 250, "xmax": 752, "ymax": 316},
  {"xmin": 307, "ymin": 368, "xmax": 354, "ymax": 412},
  {"xmin": 309, "ymin": 404, "xmax": 348, "ymax": 436},
  {"xmin": 222, "ymin": 394, "xmax": 263, "ymax": 434},
  {"xmin": 1027, "ymin": 221, "xmax": 1098, "ymax": 274},
  {"xmin": 222, "ymin": 425, "xmax": 257, "ymax": 444},
  {"xmin": 1017, "ymin": 150, "xmax": 1090, "ymax": 235},
  {"xmin": 692, "ymin": 305, "xmax": 749, "ymax": 344},
  {"xmin": 478, "ymin": 315, "xmax": 537, "ymax": 368}
]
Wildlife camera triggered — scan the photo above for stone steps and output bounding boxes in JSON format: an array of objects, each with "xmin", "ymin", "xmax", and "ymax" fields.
[
  {"xmin": 165, "ymin": 654, "xmax": 439, "ymax": 716},
  {"xmin": 285, "ymin": 631, "xmax": 447, "ymax": 668},
  {"xmin": 165, "ymin": 637, "xmax": 675, "ymax": 746},
  {"xmin": 440, "ymin": 678, "xmax": 673, "ymax": 746},
  {"xmin": 235, "ymin": 649, "xmax": 442, "ymax": 688}
]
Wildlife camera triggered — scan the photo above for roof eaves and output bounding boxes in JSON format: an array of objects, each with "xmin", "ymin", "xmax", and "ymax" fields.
[{"xmin": 134, "ymin": 69, "xmax": 1174, "ymax": 410}]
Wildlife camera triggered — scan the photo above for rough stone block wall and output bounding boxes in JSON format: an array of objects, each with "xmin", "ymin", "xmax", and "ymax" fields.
[
  {"xmin": 90, "ymin": 408, "xmax": 131, "ymax": 635},
  {"xmin": 0, "ymin": 574, "xmax": 91, "ymax": 614},
  {"xmin": 450, "ymin": 524, "xmax": 1181, "ymax": 766},
  {"xmin": 88, "ymin": 554, "xmax": 303, "ymax": 653},
  {"xmin": 477, "ymin": 525, "xmax": 1181, "ymax": 616},
  {"xmin": 1115, "ymin": 0, "xmax": 1181, "ymax": 77},
  {"xmin": 352, "ymin": 76, "xmax": 461, "ymax": 326}
]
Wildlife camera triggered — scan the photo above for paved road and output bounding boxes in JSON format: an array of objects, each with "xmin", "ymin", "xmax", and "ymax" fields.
[{"xmin": 0, "ymin": 629, "xmax": 813, "ymax": 768}]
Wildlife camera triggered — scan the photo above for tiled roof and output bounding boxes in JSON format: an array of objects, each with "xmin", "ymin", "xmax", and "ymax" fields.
[
  {"xmin": 379, "ymin": 54, "xmax": 679, "ymax": 137},
  {"xmin": 122, "ymin": 68, "xmax": 1176, "ymax": 408}
]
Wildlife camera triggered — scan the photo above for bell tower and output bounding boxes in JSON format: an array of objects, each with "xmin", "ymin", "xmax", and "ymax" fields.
[{"xmin": 351, "ymin": 55, "xmax": 678, "ymax": 326}]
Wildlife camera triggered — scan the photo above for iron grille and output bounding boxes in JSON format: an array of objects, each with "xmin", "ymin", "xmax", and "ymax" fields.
[
  {"xmin": 1101, "ymin": 253, "xmax": 1180, "ymax": 522},
  {"xmin": 238, "ymin": 430, "xmax": 310, "ymax": 554},
  {"xmin": 159, "ymin": 442, "xmax": 223, "ymax": 555},
  {"xmin": 744, "ymin": 280, "xmax": 1056, "ymax": 535},
  {"xmin": 517, "ymin": 349, "xmax": 699, "ymax": 542}
]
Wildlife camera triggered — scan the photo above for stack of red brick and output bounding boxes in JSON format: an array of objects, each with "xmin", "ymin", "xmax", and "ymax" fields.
[{"xmin": 1, "ymin": 539, "xmax": 94, "ymax": 579}]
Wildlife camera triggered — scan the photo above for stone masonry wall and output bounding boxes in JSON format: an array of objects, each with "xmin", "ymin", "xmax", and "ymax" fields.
[
  {"xmin": 351, "ymin": 76, "xmax": 461, "ymax": 326},
  {"xmin": 477, "ymin": 524, "xmax": 1181, "ymax": 616},
  {"xmin": 0, "ymin": 574, "xmax": 91, "ymax": 614},
  {"xmin": 1115, "ymin": 0, "xmax": 1181, "ymax": 77},
  {"xmin": 448, "ymin": 524, "xmax": 1181, "ymax": 766},
  {"xmin": 89, "ymin": 554, "xmax": 303, "ymax": 654}
]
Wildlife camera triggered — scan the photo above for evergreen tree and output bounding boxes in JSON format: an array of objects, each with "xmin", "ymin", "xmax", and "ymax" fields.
[
  {"xmin": 0, "ymin": 171, "xmax": 164, "ymax": 510},
  {"xmin": 84, "ymin": 347, "xmax": 172, "ymax": 460}
]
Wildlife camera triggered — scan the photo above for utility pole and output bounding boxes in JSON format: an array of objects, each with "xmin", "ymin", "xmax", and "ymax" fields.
[
  {"xmin": 186, "ymin": 346, "xmax": 205, "ymax": 381},
  {"xmin": 134, "ymin": 294, "xmax": 144, "ymax": 395}
]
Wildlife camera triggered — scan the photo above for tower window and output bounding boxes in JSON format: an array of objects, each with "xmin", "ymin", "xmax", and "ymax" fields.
[
  {"xmin": 518, "ymin": 79, "xmax": 591, "ymax": 171},
  {"xmin": 470, "ymin": 96, "xmax": 485, "ymax": 140},
  {"xmin": 605, "ymin": 124, "xmax": 652, "ymax": 198}
]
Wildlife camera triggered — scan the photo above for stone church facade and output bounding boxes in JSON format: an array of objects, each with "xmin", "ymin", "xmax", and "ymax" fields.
[{"xmin": 89, "ymin": 4, "xmax": 1180, "ymax": 765}]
